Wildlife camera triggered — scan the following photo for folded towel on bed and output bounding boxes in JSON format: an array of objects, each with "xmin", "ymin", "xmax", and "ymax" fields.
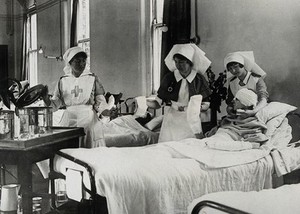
[
  {"xmin": 272, "ymin": 145, "xmax": 300, "ymax": 176},
  {"xmin": 66, "ymin": 169, "xmax": 83, "ymax": 202}
]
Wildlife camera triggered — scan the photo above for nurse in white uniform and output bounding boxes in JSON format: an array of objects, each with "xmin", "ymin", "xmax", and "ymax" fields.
[{"xmin": 42, "ymin": 47, "xmax": 108, "ymax": 148}]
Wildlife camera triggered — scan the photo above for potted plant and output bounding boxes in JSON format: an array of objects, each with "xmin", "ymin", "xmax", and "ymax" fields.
[{"xmin": 206, "ymin": 68, "xmax": 227, "ymax": 127}]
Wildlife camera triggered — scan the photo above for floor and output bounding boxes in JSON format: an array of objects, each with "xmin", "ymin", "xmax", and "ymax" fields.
[{"xmin": 1, "ymin": 164, "xmax": 85, "ymax": 214}]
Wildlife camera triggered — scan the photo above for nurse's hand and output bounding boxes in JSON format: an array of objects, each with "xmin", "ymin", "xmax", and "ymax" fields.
[
  {"xmin": 201, "ymin": 102, "xmax": 210, "ymax": 111},
  {"xmin": 226, "ymin": 105, "xmax": 235, "ymax": 116}
]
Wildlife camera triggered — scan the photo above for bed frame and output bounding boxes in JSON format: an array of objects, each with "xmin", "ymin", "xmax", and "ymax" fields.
[
  {"xmin": 49, "ymin": 151, "xmax": 108, "ymax": 214},
  {"xmin": 190, "ymin": 200, "xmax": 250, "ymax": 214},
  {"xmin": 49, "ymin": 111, "xmax": 300, "ymax": 214}
]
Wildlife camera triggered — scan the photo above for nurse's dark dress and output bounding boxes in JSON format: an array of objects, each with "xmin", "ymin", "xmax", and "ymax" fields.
[{"xmin": 157, "ymin": 69, "xmax": 211, "ymax": 142}]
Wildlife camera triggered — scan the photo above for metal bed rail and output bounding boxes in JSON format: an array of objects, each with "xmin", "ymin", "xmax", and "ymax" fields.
[
  {"xmin": 49, "ymin": 150, "xmax": 108, "ymax": 214},
  {"xmin": 191, "ymin": 200, "xmax": 250, "ymax": 214}
]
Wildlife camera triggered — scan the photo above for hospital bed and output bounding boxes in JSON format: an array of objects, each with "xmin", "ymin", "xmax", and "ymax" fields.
[
  {"xmin": 188, "ymin": 183, "xmax": 300, "ymax": 214},
  {"xmin": 52, "ymin": 95, "xmax": 160, "ymax": 147},
  {"xmin": 49, "ymin": 102, "xmax": 300, "ymax": 214}
]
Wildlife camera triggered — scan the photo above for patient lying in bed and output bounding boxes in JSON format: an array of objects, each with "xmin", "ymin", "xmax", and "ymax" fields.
[{"xmin": 53, "ymin": 101, "xmax": 159, "ymax": 147}]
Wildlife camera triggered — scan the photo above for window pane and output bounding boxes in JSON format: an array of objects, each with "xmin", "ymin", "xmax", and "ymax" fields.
[
  {"xmin": 151, "ymin": 0, "xmax": 164, "ymax": 93},
  {"xmin": 77, "ymin": 0, "xmax": 90, "ymax": 69},
  {"xmin": 77, "ymin": 0, "xmax": 90, "ymax": 41},
  {"xmin": 28, "ymin": 13, "xmax": 38, "ymax": 86}
]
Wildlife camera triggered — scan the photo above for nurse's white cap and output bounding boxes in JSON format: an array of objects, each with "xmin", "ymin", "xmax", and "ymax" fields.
[
  {"xmin": 63, "ymin": 46, "xmax": 86, "ymax": 63},
  {"xmin": 172, "ymin": 44, "xmax": 195, "ymax": 62},
  {"xmin": 224, "ymin": 52, "xmax": 245, "ymax": 68},
  {"xmin": 164, "ymin": 43, "xmax": 211, "ymax": 75}
]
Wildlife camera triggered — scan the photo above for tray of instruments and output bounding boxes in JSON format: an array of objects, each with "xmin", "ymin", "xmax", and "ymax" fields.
[{"xmin": 0, "ymin": 127, "xmax": 85, "ymax": 150}]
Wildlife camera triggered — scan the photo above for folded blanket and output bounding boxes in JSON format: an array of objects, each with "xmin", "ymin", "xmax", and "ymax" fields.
[{"xmin": 162, "ymin": 139, "xmax": 271, "ymax": 168}]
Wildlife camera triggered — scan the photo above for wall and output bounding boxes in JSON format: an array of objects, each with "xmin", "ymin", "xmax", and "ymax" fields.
[
  {"xmin": 90, "ymin": 0, "xmax": 151, "ymax": 99},
  {"xmin": 196, "ymin": 0, "xmax": 300, "ymax": 109},
  {"xmin": 0, "ymin": 0, "xmax": 23, "ymax": 79},
  {"xmin": 36, "ymin": 0, "xmax": 152, "ymax": 100},
  {"xmin": 37, "ymin": 0, "xmax": 64, "ymax": 91},
  {"xmin": 8, "ymin": 0, "xmax": 300, "ymax": 109}
]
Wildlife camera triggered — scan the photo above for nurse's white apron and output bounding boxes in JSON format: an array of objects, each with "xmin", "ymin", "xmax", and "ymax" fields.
[
  {"xmin": 60, "ymin": 105, "xmax": 105, "ymax": 148},
  {"xmin": 58, "ymin": 74, "xmax": 105, "ymax": 148},
  {"xmin": 158, "ymin": 95, "xmax": 203, "ymax": 143},
  {"xmin": 158, "ymin": 107, "xmax": 195, "ymax": 142}
]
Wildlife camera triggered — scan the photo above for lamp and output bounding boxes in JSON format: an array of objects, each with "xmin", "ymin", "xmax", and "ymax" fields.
[
  {"xmin": 38, "ymin": 46, "xmax": 44, "ymax": 54},
  {"xmin": 38, "ymin": 46, "xmax": 63, "ymax": 61}
]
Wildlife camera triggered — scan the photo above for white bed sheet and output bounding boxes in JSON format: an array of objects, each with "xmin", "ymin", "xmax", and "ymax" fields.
[
  {"xmin": 188, "ymin": 183, "xmax": 300, "ymax": 214},
  {"xmin": 54, "ymin": 142, "xmax": 274, "ymax": 214}
]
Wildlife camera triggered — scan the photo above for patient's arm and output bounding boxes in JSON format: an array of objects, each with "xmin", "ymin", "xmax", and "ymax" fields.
[{"xmin": 146, "ymin": 99, "xmax": 161, "ymax": 109}]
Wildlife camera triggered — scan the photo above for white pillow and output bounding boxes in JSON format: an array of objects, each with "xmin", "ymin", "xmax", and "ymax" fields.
[
  {"xmin": 266, "ymin": 118, "xmax": 292, "ymax": 148},
  {"xmin": 265, "ymin": 113, "xmax": 287, "ymax": 137},
  {"xmin": 256, "ymin": 102, "xmax": 297, "ymax": 123}
]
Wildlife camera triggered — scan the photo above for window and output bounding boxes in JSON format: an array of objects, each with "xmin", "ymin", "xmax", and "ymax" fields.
[
  {"xmin": 27, "ymin": 13, "xmax": 38, "ymax": 86},
  {"xmin": 151, "ymin": 0, "xmax": 165, "ymax": 94},
  {"xmin": 76, "ymin": 0, "xmax": 90, "ymax": 69},
  {"xmin": 77, "ymin": 0, "xmax": 90, "ymax": 52}
]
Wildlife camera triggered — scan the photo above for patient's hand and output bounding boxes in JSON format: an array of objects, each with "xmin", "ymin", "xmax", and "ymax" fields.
[
  {"xmin": 101, "ymin": 108, "xmax": 119, "ymax": 120},
  {"xmin": 101, "ymin": 109, "xmax": 111, "ymax": 117}
]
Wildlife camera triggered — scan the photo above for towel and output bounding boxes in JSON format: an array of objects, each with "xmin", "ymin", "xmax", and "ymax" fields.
[
  {"xmin": 66, "ymin": 169, "xmax": 83, "ymax": 202},
  {"xmin": 186, "ymin": 95, "xmax": 202, "ymax": 134},
  {"xmin": 134, "ymin": 96, "xmax": 148, "ymax": 118}
]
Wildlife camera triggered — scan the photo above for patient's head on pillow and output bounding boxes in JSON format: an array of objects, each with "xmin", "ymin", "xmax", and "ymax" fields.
[{"xmin": 233, "ymin": 88, "xmax": 258, "ymax": 111}]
